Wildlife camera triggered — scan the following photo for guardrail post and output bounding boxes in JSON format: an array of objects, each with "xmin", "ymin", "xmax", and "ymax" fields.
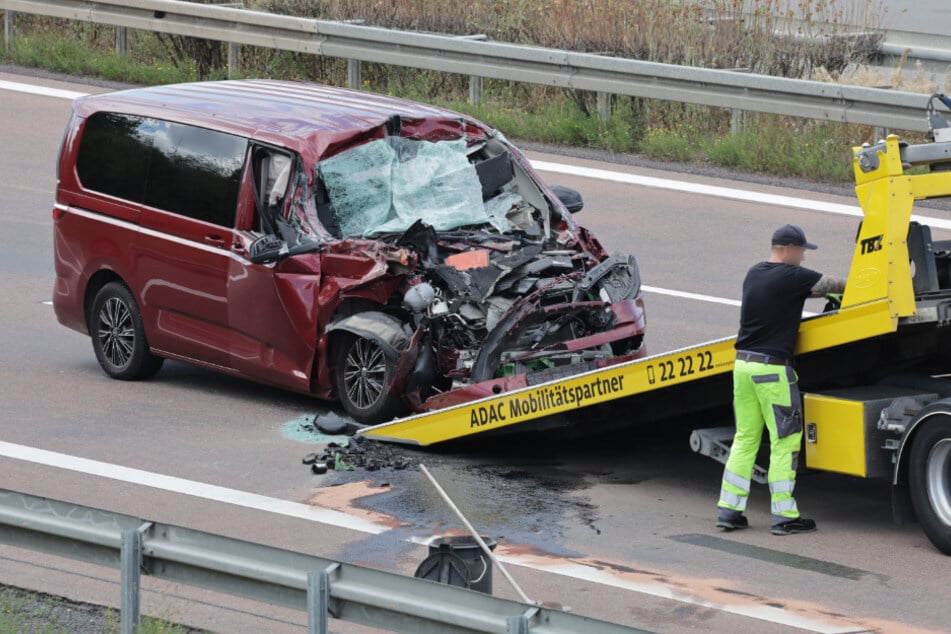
[
  {"xmin": 116, "ymin": 27, "xmax": 128, "ymax": 56},
  {"xmin": 454, "ymin": 34, "xmax": 489, "ymax": 107},
  {"xmin": 347, "ymin": 59, "xmax": 361, "ymax": 90},
  {"xmin": 120, "ymin": 522, "xmax": 151, "ymax": 634},
  {"xmin": 228, "ymin": 42, "xmax": 240, "ymax": 78},
  {"xmin": 470, "ymin": 75, "xmax": 483, "ymax": 106},
  {"xmin": 729, "ymin": 67, "xmax": 751, "ymax": 135},
  {"xmin": 597, "ymin": 92, "xmax": 612, "ymax": 122},
  {"xmin": 507, "ymin": 607, "xmax": 538, "ymax": 633},
  {"xmin": 308, "ymin": 563, "xmax": 339, "ymax": 634},
  {"xmin": 3, "ymin": 10, "xmax": 14, "ymax": 53}
]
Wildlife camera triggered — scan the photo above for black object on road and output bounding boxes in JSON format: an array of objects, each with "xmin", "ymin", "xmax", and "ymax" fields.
[{"xmin": 414, "ymin": 535, "xmax": 498, "ymax": 594}]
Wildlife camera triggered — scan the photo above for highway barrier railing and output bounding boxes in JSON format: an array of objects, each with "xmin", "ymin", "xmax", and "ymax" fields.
[
  {"xmin": 0, "ymin": 0, "xmax": 934, "ymax": 132},
  {"xmin": 0, "ymin": 488, "xmax": 651, "ymax": 634}
]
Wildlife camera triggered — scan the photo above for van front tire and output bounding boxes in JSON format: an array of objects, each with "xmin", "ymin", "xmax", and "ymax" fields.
[
  {"xmin": 333, "ymin": 333, "xmax": 405, "ymax": 424},
  {"xmin": 90, "ymin": 282, "xmax": 164, "ymax": 380}
]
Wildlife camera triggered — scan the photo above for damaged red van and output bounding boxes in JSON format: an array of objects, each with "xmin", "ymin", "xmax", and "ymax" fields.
[{"xmin": 53, "ymin": 80, "xmax": 647, "ymax": 424}]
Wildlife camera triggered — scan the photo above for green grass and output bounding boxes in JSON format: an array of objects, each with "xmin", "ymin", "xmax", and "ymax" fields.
[
  {"xmin": 0, "ymin": 591, "xmax": 69, "ymax": 634},
  {"xmin": 5, "ymin": 31, "xmax": 205, "ymax": 85},
  {"xmin": 706, "ymin": 118, "xmax": 857, "ymax": 182},
  {"xmin": 441, "ymin": 98, "xmax": 637, "ymax": 152},
  {"xmin": 0, "ymin": 587, "xmax": 196, "ymax": 634}
]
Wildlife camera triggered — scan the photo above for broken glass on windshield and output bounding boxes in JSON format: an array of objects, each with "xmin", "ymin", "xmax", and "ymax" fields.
[{"xmin": 318, "ymin": 138, "xmax": 516, "ymax": 237}]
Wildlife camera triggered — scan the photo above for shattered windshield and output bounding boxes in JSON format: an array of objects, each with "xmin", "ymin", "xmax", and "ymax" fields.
[{"xmin": 318, "ymin": 138, "xmax": 514, "ymax": 237}]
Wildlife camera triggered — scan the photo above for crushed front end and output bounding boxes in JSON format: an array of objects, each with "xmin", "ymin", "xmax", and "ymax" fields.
[{"xmin": 308, "ymin": 120, "xmax": 646, "ymax": 422}]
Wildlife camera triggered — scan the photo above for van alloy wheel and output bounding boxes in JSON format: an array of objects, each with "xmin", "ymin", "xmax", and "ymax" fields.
[
  {"xmin": 333, "ymin": 333, "xmax": 405, "ymax": 424},
  {"xmin": 89, "ymin": 282, "xmax": 164, "ymax": 381},
  {"xmin": 97, "ymin": 297, "xmax": 136, "ymax": 369}
]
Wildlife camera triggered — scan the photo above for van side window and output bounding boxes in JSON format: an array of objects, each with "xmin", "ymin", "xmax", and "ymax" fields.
[
  {"xmin": 76, "ymin": 112, "xmax": 247, "ymax": 227},
  {"xmin": 76, "ymin": 112, "xmax": 151, "ymax": 203},
  {"xmin": 251, "ymin": 147, "xmax": 293, "ymax": 234},
  {"xmin": 143, "ymin": 122, "xmax": 247, "ymax": 227}
]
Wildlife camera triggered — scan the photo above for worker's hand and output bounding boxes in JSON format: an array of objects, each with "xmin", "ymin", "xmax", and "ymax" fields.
[{"xmin": 822, "ymin": 293, "xmax": 843, "ymax": 312}]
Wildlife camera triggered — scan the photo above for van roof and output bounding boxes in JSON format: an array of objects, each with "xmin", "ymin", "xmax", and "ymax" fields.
[{"xmin": 72, "ymin": 80, "xmax": 484, "ymax": 145}]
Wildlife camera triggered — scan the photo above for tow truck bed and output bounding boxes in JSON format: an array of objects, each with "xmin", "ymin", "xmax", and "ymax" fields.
[{"xmin": 361, "ymin": 298, "xmax": 951, "ymax": 446}]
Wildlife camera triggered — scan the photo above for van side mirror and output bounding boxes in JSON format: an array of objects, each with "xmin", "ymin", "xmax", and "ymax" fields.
[
  {"xmin": 550, "ymin": 185, "xmax": 584, "ymax": 214},
  {"xmin": 249, "ymin": 234, "xmax": 289, "ymax": 264}
]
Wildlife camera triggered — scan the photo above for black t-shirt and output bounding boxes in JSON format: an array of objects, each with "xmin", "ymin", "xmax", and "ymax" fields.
[{"xmin": 735, "ymin": 262, "xmax": 822, "ymax": 359}]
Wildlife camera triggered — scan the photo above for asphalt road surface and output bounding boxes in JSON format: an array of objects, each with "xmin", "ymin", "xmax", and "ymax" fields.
[{"xmin": 2, "ymin": 70, "xmax": 950, "ymax": 634}]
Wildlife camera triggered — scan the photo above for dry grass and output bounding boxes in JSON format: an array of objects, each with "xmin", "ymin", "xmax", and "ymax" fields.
[{"xmin": 257, "ymin": 0, "xmax": 884, "ymax": 74}]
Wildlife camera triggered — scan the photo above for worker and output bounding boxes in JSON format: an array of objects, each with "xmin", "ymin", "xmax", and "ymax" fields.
[{"xmin": 716, "ymin": 224, "xmax": 845, "ymax": 535}]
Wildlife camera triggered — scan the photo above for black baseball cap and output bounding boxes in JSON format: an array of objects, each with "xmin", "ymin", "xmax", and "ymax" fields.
[{"xmin": 772, "ymin": 224, "xmax": 817, "ymax": 250}]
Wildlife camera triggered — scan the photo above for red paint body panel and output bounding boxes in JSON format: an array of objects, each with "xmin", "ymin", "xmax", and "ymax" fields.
[{"xmin": 52, "ymin": 80, "xmax": 647, "ymax": 423}]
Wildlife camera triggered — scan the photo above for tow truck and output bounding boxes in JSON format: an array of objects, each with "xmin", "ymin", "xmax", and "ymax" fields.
[{"xmin": 360, "ymin": 95, "xmax": 951, "ymax": 555}]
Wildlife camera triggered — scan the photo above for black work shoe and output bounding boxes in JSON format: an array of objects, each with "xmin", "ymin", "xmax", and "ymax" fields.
[
  {"xmin": 771, "ymin": 517, "xmax": 817, "ymax": 535},
  {"xmin": 716, "ymin": 515, "xmax": 749, "ymax": 531}
]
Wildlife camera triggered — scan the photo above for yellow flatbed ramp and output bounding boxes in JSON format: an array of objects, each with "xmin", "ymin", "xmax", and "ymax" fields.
[
  {"xmin": 360, "ymin": 134, "xmax": 945, "ymax": 446},
  {"xmin": 362, "ymin": 337, "xmax": 735, "ymax": 446},
  {"xmin": 360, "ymin": 300, "xmax": 898, "ymax": 446}
]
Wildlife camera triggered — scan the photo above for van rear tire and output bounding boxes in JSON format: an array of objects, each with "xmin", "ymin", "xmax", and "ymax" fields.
[{"xmin": 90, "ymin": 282, "xmax": 164, "ymax": 380}]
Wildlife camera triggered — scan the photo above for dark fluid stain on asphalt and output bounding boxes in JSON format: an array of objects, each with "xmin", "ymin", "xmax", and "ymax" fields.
[
  {"xmin": 589, "ymin": 559, "xmax": 657, "ymax": 576},
  {"xmin": 330, "ymin": 460, "xmax": 591, "ymax": 557},
  {"xmin": 298, "ymin": 410, "xmax": 714, "ymax": 558},
  {"xmin": 713, "ymin": 586, "xmax": 760, "ymax": 598}
]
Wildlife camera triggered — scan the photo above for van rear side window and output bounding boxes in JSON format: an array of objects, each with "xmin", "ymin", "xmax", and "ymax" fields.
[
  {"xmin": 76, "ymin": 112, "xmax": 151, "ymax": 203},
  {"xmin": 76, "ymin": 112, "xmax": 247, "ymax": 227}
]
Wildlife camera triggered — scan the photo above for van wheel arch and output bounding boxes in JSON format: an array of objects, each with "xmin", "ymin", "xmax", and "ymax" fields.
[
  {"xmin": 84, "ymin": 269, "xmax": 125, "ymax": 333},
  {"xmin": 325, "ymin": 310, "xmax": 411, "ymax": 424}
]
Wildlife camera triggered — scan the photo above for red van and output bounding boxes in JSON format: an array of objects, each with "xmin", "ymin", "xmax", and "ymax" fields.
[{"xmin": 53, "ymin": 80, "xmax": 646, "ymax": 423}]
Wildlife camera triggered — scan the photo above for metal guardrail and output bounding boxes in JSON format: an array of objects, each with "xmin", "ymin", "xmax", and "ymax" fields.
[
  {"xmin": 0, "ymin": 488, "xmax": 650, "ymax": 634},
  {"xmin": 0, "ymin": 0, "xmax": 935, "ymax": 132}
]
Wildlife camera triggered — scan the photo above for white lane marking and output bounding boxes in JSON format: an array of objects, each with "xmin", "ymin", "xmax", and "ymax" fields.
[
  {"xmin": 642, "ymin": 285, "xmax": 818, "ymax": 317},
  {"xmin": 0, "ymin": 439, "xmax": 855, "ymax": 634},
  {"xmin": 506, "ymin": 558, "xmax": 858, "ymax": 634},
  {"xmin": 40, "ymin": 300, "xmax": 53, "ymax": 305},
  {"xmin": 0, "ymin": 441, "xmax": 386, "ymax": 535},
  {"xmin": 531, "ymin": 160, "xmax": 951, "ymax": 231},
  {"xmin": 0, "ymin": 79, "xmax": 88, "ymax": 101},
  {"xmin": 643, "ymin": 284, "xmax": 740, "ymax": 308}
]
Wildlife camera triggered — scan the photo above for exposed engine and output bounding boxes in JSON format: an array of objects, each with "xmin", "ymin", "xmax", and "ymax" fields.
[{"xmin": 389, "ymin": 217, "xmax": 642, "ymax": 386}]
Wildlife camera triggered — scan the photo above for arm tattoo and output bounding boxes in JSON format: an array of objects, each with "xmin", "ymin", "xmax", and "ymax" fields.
[{"xmin": 811, "ymin": 275, "xmax": 847, "ymax": 297}]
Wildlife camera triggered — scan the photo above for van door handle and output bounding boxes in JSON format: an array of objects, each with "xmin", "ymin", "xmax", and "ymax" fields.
[{"xmin": 204, "ymin": 234, "xmax": 227, "ymax": 248}]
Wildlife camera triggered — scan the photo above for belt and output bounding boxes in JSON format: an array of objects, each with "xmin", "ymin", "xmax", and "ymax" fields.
[{"xmin": 735, "ymin": 350, "xmax": 792, "ymax": 367}]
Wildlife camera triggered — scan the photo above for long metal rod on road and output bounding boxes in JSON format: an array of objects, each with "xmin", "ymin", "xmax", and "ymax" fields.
[
  {"xmin": 419, "ymin": 463, "xmax": 534, "ymax": 605},
  {"xmin": 0, "ymin": 0, "xmax": 935, "ymax": 131}
]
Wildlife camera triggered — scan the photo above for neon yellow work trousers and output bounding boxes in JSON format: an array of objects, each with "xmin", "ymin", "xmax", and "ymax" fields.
[{"xmin": 717, "ymin": 359, "xmax": 802, "ymax": 523}]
